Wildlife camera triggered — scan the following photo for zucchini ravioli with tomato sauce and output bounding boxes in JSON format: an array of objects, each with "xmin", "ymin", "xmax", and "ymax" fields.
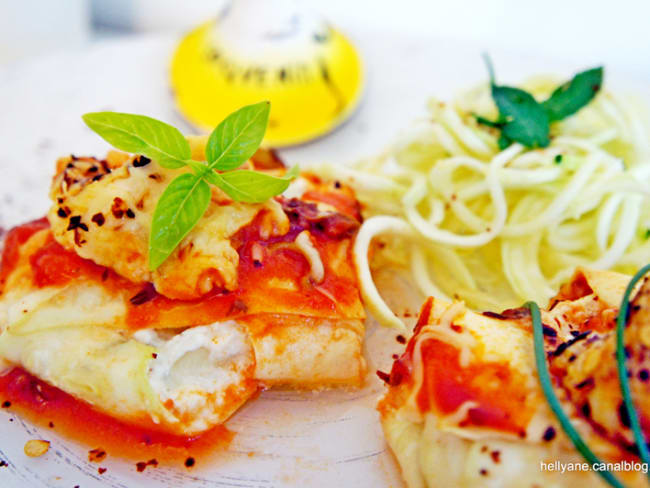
[
  {"xmin": 0, "ymin": 141, "xmax": 366, "ymax": 441},
  {"xmin": 379, "ymin": 268, "xmax": 650, "ymax": 488}
]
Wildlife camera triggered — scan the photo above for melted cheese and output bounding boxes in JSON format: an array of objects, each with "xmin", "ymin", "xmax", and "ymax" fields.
[
  {"xmin": 49, "ymin": 155, "xmax": 289, "ymax": 300},
  {"xmin": 294, "ymin": 231, "xmax": 324, "ymax": 282}
]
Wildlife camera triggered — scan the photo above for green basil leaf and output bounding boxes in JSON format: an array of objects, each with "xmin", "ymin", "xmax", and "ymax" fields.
[
  {"xmin": 497, "ymin": 133, "xmax": 512, "ymax": 150},
  {"xmin": 82, "ymin": 112, "xmax": 191, "ymax": 169},
  {"xmin": 207, "ymin": 165, "xmax": 299, "ymax": 203},
  {"xmin": 492, "ymin": 85, "xmax": 550, "ymax": 148},
  {"xmin": 149, "ymin": 173, "xmax": 211, "ymax": 270},
  {"xmin": 542, "ymin": 67, "xmax": 603, "ymax": 122},
  {"xmin": 206, "ymin": 101, "xmax": 270, "ymax": 171}
]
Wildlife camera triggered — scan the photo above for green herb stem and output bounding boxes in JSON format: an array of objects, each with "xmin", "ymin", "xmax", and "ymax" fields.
[
  {"xmin": 616, "ymin": 264, "xmax": 650, "ymax": 475},
  {"xmin": 526, "ymin": 301, "xmax": 625, "ymax": 488},
  {"xmin": 483, "ymin": 53, "xmax": 496, "ymax": 85}
]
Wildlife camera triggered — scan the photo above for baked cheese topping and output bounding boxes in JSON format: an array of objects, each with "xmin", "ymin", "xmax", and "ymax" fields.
[
  {"xmin": 49, "ymin": 153, "xmax": 289, "ymax": 300},
  {"xmin": 294, "ymin": 231, "xmax": 324, "ymax": 283}
]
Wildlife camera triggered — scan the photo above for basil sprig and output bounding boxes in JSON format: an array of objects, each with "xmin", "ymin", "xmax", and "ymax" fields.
[
  {"xmin": 478, "ymin": 56, "xmax": 603, "ymax": 149},
  {"xmin": 83, "ymin": 102, "xmax": 298, "ymax": 270}
]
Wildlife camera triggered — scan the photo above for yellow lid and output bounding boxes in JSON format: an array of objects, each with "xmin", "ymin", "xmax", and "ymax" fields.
[{"xmin": 170, "ymin": 0, "xmax": 364, "ymax": 147}]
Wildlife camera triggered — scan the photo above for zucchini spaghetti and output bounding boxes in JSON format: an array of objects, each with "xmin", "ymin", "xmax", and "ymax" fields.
[{"xmin": 314, "ymin": 76, "xmax": 650, "ymax": 328}]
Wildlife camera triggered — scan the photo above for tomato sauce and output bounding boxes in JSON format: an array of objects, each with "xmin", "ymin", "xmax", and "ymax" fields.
[
  {"xmin": 0, "ymin": 217, "xmax": 49, "ymax": 291},
  {"xmin": 0, "ymin": 368, "xmax": 232, "ymax": 466},
  {"xmin": 415, "ymin": 338, "xmax": 530, "ymax": 433},
  {"xmin": 30, "ymin": 237, "xmax": 110, "ymax": 288},
  {"xmin": 386, "ymin": 306, "xmax": 533, "ymax": 436}
]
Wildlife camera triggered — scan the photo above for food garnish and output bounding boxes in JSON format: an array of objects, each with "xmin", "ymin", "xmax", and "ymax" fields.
[
  {"xmin": 83, "ymin": 102, "xmax": 298, "ymax": 270},
  {"xmin": 616, "ymin": 264, "xmax": 650, "ymax": 472},
  {"xmin": 527, "ymin": 301, "xmax": 624, "ymax": 488},
  {"xmin": 526, "ymin": 264, "xmax": 650, "ymax": 487},
  {"xmin": 479, "ymin": 55, "xmax": 603, "ymax": 149}
]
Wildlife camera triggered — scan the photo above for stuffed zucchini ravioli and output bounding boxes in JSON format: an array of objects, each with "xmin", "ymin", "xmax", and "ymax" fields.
[
  {"xmin": 379, "ymin": 268, "xmax": 650, "ymax": 488},
  {"xmin": 0, "ymin": 140, "xmax": 366, "ymax": 437}
]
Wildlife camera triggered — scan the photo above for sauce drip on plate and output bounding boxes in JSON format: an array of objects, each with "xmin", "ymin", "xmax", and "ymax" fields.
[{"xmin": 0, "ymin": 368, "xmax": 232, "ymax": 465}]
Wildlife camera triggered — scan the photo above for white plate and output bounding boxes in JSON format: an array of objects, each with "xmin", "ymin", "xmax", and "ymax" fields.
[{"xmin": 0, "ymin": 28, "xmax": 648, "ymax": 488}]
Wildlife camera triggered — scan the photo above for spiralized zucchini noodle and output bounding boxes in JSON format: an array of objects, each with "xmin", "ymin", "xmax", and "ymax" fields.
[{"xmin": 313, "ymin": 77, "xmax": 650, "ymax": 329}]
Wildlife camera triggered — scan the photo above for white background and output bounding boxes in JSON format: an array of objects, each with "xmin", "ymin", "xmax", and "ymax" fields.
[{"xmin": 1, "ymin": 0, "xmax": 650, "ymax": 79}]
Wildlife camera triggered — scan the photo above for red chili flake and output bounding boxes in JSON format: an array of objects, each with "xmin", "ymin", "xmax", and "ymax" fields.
[
  {"xmin": 67, "ymin": 216, "xmax": 88, "ymax": 232},
  {"xmin": 133, "ymin": 156, "xmax": 151, "ymax": 168},
  {"xmin": 152, "ymin": 353, "xmax": 158, "ymax": 359},
  {"xmin": 111, "ymin": 197, "xmax": 126, "ymax": 219},
  {"xmin": 450, "ymin": 324, "xmax": 463, "ymax": 333},
  {"xmin": 129, "ymin": 283, "xmax": 157, "ymax": 305},
  {"xmin": 542, "ymin": 426, "xmax": 556, "ymax": 441},
  {"xmin": 184, "ymin": 457, "xmax": 195, "ymax": 468},
  {"xmin": 479, "ymin": 469, "xmax": 488, "ymax": 476},
  {"xmin": 88, "ymin": 448, "xmax": 107, "ymax": 463},
  {"xmin": 396, "ymin": 335, "xmax": 406, "ymax": 344},
  {"xmin": 48, "ymin": 422, "xmax": 54, "ymax": 428},
  {"xmin": 376, "ymin": 370, "xmax": 391, "ymax": 384},
  {"xmin": 91, "ymin": 213, "xmax": 105, "ymax": 227},
  {"xmin": 482, "ymin": 308, "xmax": 531, "ymax": 320},
  {"xmin": 619, "ymin": 402, "xmax": 631, "ymax": 428},
  {"xmin": 98, "ymin": 467, "xmax": 107, "ymax": 474},
  {"xmin": 575, "ymin": 378, "xmax": 594, "ymax": 390},
  {"xmin": 542, "ymin": 325, "xmax": 557, "ymax": 337},
  {"xmin": 136, "ymin": 462, "xmax": 147, "ymax": 472},
  {"xmin": 490, "ymin": 450, "xmax": 501, "ymax": 463},
  {"xmin": 280, "ymin": 198, "xmax": 360, "ymax": 238}
]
